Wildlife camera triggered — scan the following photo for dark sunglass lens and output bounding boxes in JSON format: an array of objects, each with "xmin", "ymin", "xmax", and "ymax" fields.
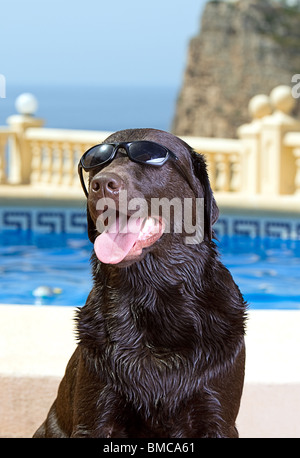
[
  {"xmin": 129, "ymin": 142, "xmax": 167, "ymax": 165},
  {"xmin": 82, "ymin": 144, "xmax": 115, "ymax": 168}
]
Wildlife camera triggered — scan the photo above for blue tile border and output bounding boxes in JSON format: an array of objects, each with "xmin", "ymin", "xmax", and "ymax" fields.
[
  {"xmin": 0, "ymin": 207, "xmax": 299, "ymax": 239},
  {"xmin": 0, "ymin": 207, "xmax": 87, "ymax": 234},
  {"xmin": 214, "ymin": 216, "xmax": 300, "ymax": 240},
  {"xmin": 233, "ymin": 220, "xmax": 260, "ymax": 238}
]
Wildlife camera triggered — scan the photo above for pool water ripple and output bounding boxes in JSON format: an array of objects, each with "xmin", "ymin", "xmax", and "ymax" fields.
[{"xmin": 0, "ymin": 232, "xmax": 299, "ymax": 309}]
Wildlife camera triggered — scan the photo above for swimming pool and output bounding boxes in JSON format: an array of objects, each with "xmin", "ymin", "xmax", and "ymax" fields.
[{"xmin": 0, "ymin": 231, "xmax": 299, "ymax": 309}]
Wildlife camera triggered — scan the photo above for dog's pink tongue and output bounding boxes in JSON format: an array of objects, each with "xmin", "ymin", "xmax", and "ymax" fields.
[{"xmin": 94, "ymin": 218, "xmax": 143, "ymax": 264}]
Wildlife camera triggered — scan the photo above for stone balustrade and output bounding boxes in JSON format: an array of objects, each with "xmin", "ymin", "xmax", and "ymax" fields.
[
  {"xmin": 284, "ymin": 132, "xmax": 300, "ymax": 195},
  {"xmin": 0, "ymin": 85, "xmax": 300, "ymax": 196},
  {"xmin": 181, "ymin": 136, "xmax": 242, "ymax": 192},
  {"xmin": 238, "ymin": 85, "xmax": 300, "ymax": 196},
  {"xmin": 0, "ymin": 128, "xmax": 12, "ymax": 184},
  {"xmin": 26, "ymin": 128, "xmax": 110, "ymax": 188}
]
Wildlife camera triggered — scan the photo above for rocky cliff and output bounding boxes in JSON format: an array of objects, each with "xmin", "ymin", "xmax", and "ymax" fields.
[{"xmin": 172, "ymin": 0, "xmax": 300, "ymax": 138}]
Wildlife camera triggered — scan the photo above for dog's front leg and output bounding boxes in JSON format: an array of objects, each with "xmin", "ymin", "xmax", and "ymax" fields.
[
  {"xmin": 33, "ymin": 401, "xmax": 69, "ymax": 438},
  {"xmin": 71, "ymin": 366, "xmax": 129, "ymax": 438}
]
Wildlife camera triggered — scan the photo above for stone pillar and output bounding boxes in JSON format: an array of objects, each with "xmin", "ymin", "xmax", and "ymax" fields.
[
  {"xmin": 6, "ymin": 93, "xmax": 44, "ymax": 184},
  {"xmin": 260, "ymin": 85, "xmax": 300, "ymax": 195},
  {"xmin": 237, "ymin": 94, "xmax": 271, "ymax": 194}
]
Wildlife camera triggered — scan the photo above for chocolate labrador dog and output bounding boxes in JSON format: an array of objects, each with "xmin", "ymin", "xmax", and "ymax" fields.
[{"xmin": 33, "ymin": 128, "xmax": 246, "ymax": 438}]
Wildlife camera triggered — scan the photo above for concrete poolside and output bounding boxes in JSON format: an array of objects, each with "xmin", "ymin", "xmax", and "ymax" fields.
[{"xmin": 0, "ymin": 305, "xmax": 299, "ymax": 438}]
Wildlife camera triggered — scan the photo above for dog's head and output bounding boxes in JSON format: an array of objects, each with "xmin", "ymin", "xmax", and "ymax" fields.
[{"xmin": 81, "ymin": 128, "xmax": 219, "ymax": 266}]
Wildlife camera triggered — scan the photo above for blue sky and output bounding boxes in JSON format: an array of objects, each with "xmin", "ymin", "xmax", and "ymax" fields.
[{"xmin": 0, "ymin": 0, "xmax": 206, "ymax": 87}]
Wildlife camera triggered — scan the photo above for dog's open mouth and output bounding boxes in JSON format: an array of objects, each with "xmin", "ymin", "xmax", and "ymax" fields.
[{"xmin": 94, "ymin": 215, "xmax": 165, "ymax": 264}]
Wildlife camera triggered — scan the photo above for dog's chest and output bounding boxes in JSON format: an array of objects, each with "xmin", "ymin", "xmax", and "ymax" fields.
[{"xmin": 99, "ymin": 336, "xmax": 197, "ymax": 411}]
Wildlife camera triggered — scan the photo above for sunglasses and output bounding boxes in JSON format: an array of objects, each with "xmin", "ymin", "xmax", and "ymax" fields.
[{"xmin": 78, "ymin": 140, "xmax": 178, "ymax": 197}]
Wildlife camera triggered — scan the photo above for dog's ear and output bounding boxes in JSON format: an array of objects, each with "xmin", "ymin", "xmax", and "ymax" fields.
[
  {"xmin": 190, "ymin": 150, "xmax": 219, "ymax": 240},
  {"xmin": 87, "ymin": 204, "xmax": 97, "ymax": 243}
]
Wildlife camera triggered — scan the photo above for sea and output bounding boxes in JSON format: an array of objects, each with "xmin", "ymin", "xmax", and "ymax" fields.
[{"xmin": 0, "ymin": 84, "xmax": 179, "ymax": 133}]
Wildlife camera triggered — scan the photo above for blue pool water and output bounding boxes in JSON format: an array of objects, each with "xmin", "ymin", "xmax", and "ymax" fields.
[{"xmin": 0, "ymin": 231, "xmax": 300, "ymax": 309}]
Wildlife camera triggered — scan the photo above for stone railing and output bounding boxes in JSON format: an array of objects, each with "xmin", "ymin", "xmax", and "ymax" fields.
[
  {"xmin": 0, "ymin": 127, "xmax": 12, "ymax": 184},
  {"xmin": 181, "ymin": 136, "xmax": 242, "ymax": 192},
  {"xmin": 284, "ymin": 132, "xmax": 300, "ymax": 195},
  {"xmin": 26, "ymin": 128, "xmax": 110, "ymax": 188},
  {"xmin": 0, "ymin": 85, "xmax": 299, "ymax": 196},
  {"xmin": 237, "ymin": 85, "xmax": 300, "ymax": 196}
]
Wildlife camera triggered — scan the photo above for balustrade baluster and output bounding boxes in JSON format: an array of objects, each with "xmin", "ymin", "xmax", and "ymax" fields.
[
  {"xmin": 30, "ymin": 140, "xmax": 42, "ymax": 184},
  {"xmin": 41, "ymin": 142, "xmax": 52, "ymax": 184},
  {"xmin": 51, "ymin": 142, "xmax": 63, "ymax": 185},
  {"xmin": 62, "ymin": 142, "xmax": 74, "ymax": 186},
  {"xmin": 293, "ymin": 148, "xmax": 300, "ymax": 195},
  {"xmin": 0, "ymin": 136, "xmax": 6, "ymax": 184},
  {"xmin": 215, "ymin": 154, "xmax": 228, "ymax": 192},
  {"xmin": 230, "ymin": 153, "xmax": 241, "ymax": 192}
]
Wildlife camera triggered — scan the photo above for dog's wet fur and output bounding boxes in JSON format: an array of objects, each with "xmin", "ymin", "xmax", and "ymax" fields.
[{"xmin": 33, "ymin": 128, "xmax": 247, "ymax": 438}]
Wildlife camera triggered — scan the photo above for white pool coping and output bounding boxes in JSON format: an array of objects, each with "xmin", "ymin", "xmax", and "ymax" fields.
[
  {"xmin": 0, "ymin": 306, "xmax": 299, "ymax": 383},
  {"xmin": 1, "ymin": 306, "xmax": 300, "ymax": 438}
]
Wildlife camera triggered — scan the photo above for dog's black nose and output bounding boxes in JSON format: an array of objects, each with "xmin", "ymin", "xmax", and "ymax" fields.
[{"xmin": 90, "ymin": 173, "xmax": 124, "ymax": 197}]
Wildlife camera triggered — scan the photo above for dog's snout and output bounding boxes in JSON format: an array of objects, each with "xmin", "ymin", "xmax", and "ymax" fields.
[{"xmin": 91, "ymin": 173, "xmax": 124, "ymax": 197}]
